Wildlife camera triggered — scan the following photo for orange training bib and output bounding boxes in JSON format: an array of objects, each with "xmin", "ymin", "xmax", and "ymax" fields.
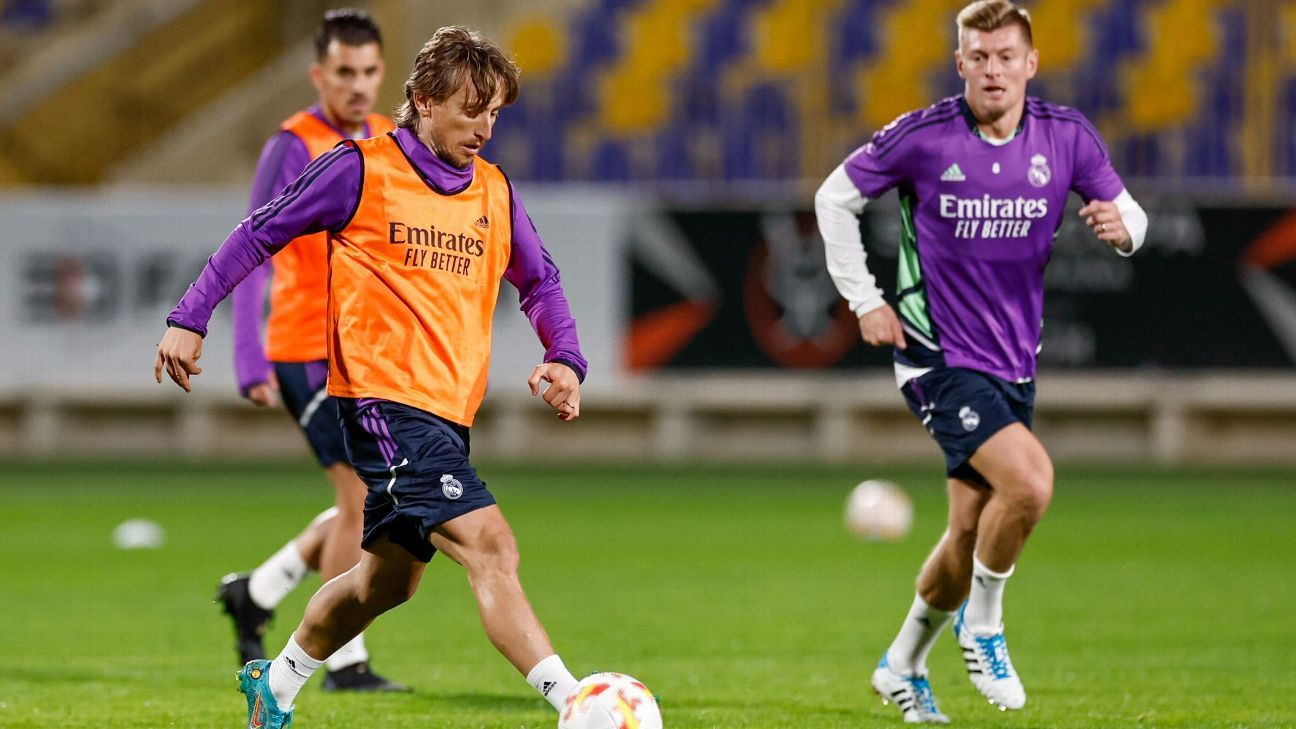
[
  {"xmin": 326, "ymin": 133, "xmax": 513, "ymax": 426},
  {"xmin": 265, "ymin": 111, "xmax": 394, "ymax": 362}
]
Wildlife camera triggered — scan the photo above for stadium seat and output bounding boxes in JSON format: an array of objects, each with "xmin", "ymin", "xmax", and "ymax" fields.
[
  {"xmin": 1285, "ymin": 79, "xmax": 1296, "ymax": 175},
  {"xmin": 655, "ymin": 125, "xmax": 695, "ymax": 180},
  {"xmin": 483, "ymin": 0, "xmax": 1274, "ymax": 183},
  {"xmin": 697, "ymin": 0, "xmax": 757, "ymax": 79},
  {"xmin": 722, "ymin": 83, "xmax": 797, "ymax": 179},
  {"xmin": 591, "ymin": 139, "xmax": 633, "ymax": 180},
  {"xmin": 1, "ymin": 0, "xmax": 52, "ymax": 27}
]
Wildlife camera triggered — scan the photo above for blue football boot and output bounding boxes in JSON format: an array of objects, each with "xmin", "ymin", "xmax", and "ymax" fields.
[{"xmin": 237, "ymin": 659, "xmax": 294, "ymax": 729}]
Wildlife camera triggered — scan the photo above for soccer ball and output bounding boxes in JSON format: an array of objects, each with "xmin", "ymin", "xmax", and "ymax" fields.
[
  {"xmin": 111, "ymin": 518, "xmax": 166, "ymax": 549},
  {"xmin": 558, "ymin": 672, "xmax": 662, "ymax": 729},
  {"xmin": 844, "ymin": 479, "xmax": 913, "ymax": 541}
]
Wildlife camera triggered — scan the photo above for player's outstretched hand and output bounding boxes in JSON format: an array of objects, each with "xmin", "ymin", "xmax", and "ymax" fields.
[
  {"xmin": 858, "ymin": 304, "xmax": 907, "ymax": 350},
  {"xmin": 154, "ymin": 326, "xmax": 204, "ymax": 392},
  {"xmin": 1078, "ymin": 200, "xmax": 1132, "ymax": 253},
  {"xmin": 246, "ymin": 370, "xmax": 280, "ymax": 407},
  {"xmin": 528, "ymin": 362, "xmax": 580, "ymax": 421}
]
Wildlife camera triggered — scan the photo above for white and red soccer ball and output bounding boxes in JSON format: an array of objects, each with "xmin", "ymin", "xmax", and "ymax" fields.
[
  {"xmin": 844, "ymin": 479, "xmax": 913, "ymax": 542},
  {"xmin": 559, "ymin": 672, "xmax": 662, "ymax": 729}
]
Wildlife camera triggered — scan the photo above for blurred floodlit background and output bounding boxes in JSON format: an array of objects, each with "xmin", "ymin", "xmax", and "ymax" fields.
[{"xmin": 1, "ymin": 0, "xmax": 1294, "ymax": 465}]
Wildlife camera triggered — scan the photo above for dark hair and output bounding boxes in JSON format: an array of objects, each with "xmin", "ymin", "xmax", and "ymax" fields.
[
  {"xmin": 395, "ymin": 26, "xmax": 520, "ymax": 129},
  {"xmin": 956, "ymin": 0, "xmax": 1033, "ymax": 47},
  {"xmin": 315, "ymin": 8, "xmax": 383, "ymax": 60}
]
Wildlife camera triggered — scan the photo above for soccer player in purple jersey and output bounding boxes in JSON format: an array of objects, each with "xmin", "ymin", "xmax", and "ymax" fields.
[
  {"xmin": 815, "ymin": 1, "xmax": 1148, "ymax": 722},
  {"xmin": 214, "ymin": 9, "xmax": 405, "ymax": 693}
]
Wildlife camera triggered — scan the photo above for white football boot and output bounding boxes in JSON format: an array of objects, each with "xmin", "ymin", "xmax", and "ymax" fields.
[
  {"xmin": 870, "ymin": 654, "xmax": 950, "ymax": 724},
  {"xmin": 954, "ymin": 602, "xmax": 1026, "ymax": 710}
]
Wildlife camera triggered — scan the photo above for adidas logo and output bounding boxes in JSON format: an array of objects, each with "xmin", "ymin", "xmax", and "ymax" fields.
[
  {"xmin": 940, "ymin": 163, "xmax": 966, "ymax": 182},
  {"xmin": 473, "ymin": 215, "xmax": 490, "ymax": 229},
  {"xmin": 541, "ymin": 680, "xmax": 557, "ymax": 696}
]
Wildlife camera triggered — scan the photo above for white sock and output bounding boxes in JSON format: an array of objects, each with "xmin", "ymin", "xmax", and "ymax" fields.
[
  {"xmin": 526, "ymin": 654, "xmax": 579, "ymax": 712},
  {"xmin": 248, "ymin": 539, "xmax": 310, "ymax": 610},
  {"xmin": 324, "ymin": 632, "xmax": 370, "ymax": 671},
  {"xmin": 268, "ymin": 636, "xmax": 323, "ymax": 709},
  {"xmin": 964, "ymin": 554, "xmax": 1014, "ymax": 632},
  {"xmin": 885, "ymin": 593, "xmax": 954, "ymax": 675}
]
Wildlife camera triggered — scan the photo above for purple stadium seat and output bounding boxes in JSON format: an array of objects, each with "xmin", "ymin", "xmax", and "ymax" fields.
[{"xmin": 2, "ymin": 0, "xmax": 53, "ymax": 27}]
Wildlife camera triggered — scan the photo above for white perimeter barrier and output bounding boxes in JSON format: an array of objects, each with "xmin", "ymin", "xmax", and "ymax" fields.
[
  {"xmin": 0, "ymin": 188, "xmax": 630, "ymax": 394},
  {"xmin": 2, "ymin": 372, "xmax": 1296, "ymax": 465}
]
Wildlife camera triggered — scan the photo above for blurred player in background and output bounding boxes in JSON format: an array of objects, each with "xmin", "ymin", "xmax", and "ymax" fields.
[
  {"xmin": 815, "ymin": 1, "xmax": 1147, "ymax": 722},
  {"xmin": 217, "ymin": 7, "xmax": 404, "ymax": 692},
  {"xmin": 156, "ymin": 26, "xmax": 590, "ymax": 729}
]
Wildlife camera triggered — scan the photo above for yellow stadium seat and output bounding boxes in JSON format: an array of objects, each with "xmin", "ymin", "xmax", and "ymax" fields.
[
  {"xmin": 1119, "ymin": 0, "xmax": 1222, "ymax": 131},
  {"xmin": 1027, "ymin": 0, "xmax": 1107, "ymax": 71},
  {"xmin": 855, "ymin": 0, "xmax": 964, "ymax": 131},
  {"xmin": 751, "ymin": 0, "xmax": 844, "ymax": 75},
  {"xmin": 508, "ymin": 17, "xmax": 567, "ymax": 77},
  {"xmin": 596, "ymin": 0, "xmax": 719, "ymax": 134}
]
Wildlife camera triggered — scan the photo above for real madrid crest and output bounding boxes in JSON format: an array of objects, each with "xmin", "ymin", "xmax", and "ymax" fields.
[
  {"xmin": 1028, "ymin": 153, "xmax": 1051, "ymax": 187},
  {"xmin": 440, "ymin": 473, "xmax": 464, "ymax": 499}
]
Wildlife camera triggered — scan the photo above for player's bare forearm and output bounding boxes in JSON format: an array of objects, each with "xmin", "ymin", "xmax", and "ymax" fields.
[
  {"xmin": 1078, "ymin": 200, "xmax": 1132, "ymax": 252},
  {"xmin": 527, "ymin": 362, "xmax": 580, "ymax": 421},
  {"xmin": 154, "ymin": 326, "xmax": 205, "ymax": 392}
]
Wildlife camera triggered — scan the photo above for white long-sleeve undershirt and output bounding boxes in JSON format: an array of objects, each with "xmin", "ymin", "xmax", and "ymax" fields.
[
  {"xmin": 814, "ymin": 164, "xmax": 1150, "ymax": 315},
  {"xmin": 814, "ymin": 164, "xmax": 885, "ymax": 317},
  {"xmin": 1112, "ymin": 188, "xmax": 1148, "ymax": 256}
]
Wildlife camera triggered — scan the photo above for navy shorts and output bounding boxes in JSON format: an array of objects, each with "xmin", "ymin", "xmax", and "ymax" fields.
[
  {"xmin": 273, "ymin": 360, "xmax": 347, "ymax": 467},
  {"xmin": 901, "ymin": 367, "xmax": 1035, "ymax": 487},
  {"xmin": 337, "ymin": 398, "xmax": 496, "ymax": 563}
]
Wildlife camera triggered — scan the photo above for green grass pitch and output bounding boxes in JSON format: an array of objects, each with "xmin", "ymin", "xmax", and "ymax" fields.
[{"xmin": 2, "ymin": 461, "xmax": 1293, "ymax": 728}]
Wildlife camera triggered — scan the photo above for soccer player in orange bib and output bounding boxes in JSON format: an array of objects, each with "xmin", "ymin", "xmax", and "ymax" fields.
[
  {"xmin": 215, "ymin": 8, "xmax": 405, "ymax": 693},
  {"xmin": 156, "ymin": 27, "xmax": 589, "ymax": 729}
]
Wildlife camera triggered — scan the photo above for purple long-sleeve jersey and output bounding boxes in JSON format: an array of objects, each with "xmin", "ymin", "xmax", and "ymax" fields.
[
  {"xmin": 843, "ymin": 96, "xmax": 1125, "ymax": 382},
  {"xmin": 228, "ymin": 106, "xmax": 367, "ymax": 393},
  {"xmin": 170, "ymin": 126, "xmax": 588, "ymax": 383}
]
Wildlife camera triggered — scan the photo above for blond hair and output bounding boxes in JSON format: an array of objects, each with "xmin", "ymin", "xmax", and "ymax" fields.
[
  {"xmin": 956, "ymin": 0, "xmax": 1033, "ymax": 47},
  {"xmin": 395, "ymin": 26, "xmax": 520, "ymax": 129}
]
